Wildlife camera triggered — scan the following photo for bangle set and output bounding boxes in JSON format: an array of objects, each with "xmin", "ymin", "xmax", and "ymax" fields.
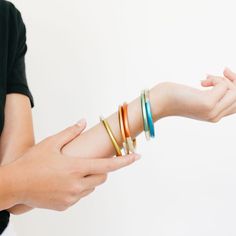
[{"xmin": 100, "ymin": 89, "xmax": 155, "ymax": 157}]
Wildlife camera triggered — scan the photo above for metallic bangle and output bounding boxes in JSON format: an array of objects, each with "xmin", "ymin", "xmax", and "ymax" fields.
[
  {"xmin": 122, "ymin": 103, "xmax": 136, "ymax": 152},
  {"xmin": 144, "ymin": 90, "xmax": 155, "ymax": 138},
  {"xmin": 141, "ymin": 90, "xmax": 150, "ymax": 140},
  {"xmin": 100, "ymin": 116, "xmax": 123, "ymax": 157},
  {"xmin": 118, "ymin": 106, "xmax": 129, "ymax": 154}
]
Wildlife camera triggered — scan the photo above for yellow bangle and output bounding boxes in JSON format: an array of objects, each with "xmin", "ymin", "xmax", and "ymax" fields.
[{"xmin": 100, "ymin": 116, "xmax": 123, "ymax": 157}]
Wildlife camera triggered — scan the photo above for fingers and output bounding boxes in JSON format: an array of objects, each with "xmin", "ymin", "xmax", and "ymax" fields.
[
  {"xmin": 205, "ymin": 77, "xmax": 228, "ymax": 103},
  {"xmin": 80, "ymin": 153, "xmax": 140, "ymax": 175},
  {"xmin": 213, "ymin": 101, "xmax": 236, "ymax": 122},
  {"xmin": 224, "ymin": 68, "xmax": 236, "ymax": 84},
  {"xmin": 211, "ymin": 90, "xmax": 236, "ymax": 118},
  {"xmin": 201, "ymin": 75, "xmax": 224, "ymax": 87},
  {"xmin": 52, "ymin": 119, "xmax": 87, "ymax": 150},
  {"xmin": 202, "ymin": 75, "xmax": 234, "ymax": 89}
]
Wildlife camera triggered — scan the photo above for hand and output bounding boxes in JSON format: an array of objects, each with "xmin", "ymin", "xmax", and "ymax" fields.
[
  {"xmin": 3, "ymin": 121, "xmax": 139, "ymax": 211},
  {"xmin": 201, "ymin": 68, "xmax": 236, "ymax": 121},
  {"xmin": 154, "ymin": 73, "xmax": 236, "ymax": 122}
]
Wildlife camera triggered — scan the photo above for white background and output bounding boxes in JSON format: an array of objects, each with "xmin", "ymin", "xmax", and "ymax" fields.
[{"xmin": 10, "ymin": 0, "xmax": 236, "ymax": 235}]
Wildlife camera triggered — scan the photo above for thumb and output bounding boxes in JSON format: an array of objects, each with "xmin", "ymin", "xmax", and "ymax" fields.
[{"xmin": 54, "ymin": 119, "xmax": 87, "ymax": 150}]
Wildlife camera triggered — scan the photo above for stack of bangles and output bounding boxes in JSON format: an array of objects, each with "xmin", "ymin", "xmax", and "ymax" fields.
[{"xmin": 100, "ymin": 89, "xmax": 155, "ymax": 157}]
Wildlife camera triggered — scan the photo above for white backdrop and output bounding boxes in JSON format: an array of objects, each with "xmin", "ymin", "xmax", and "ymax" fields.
[{"xmin": 11, "ymin": 0, "xmax": 236, "ymax": 235}]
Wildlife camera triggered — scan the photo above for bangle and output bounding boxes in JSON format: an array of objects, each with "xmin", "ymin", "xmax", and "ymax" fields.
[
  {"xmin": 141, "ymin": 91, "xmax": 150, "ymax": 140},
  {"xmin": 100, "ymin": 116, "xmax": 122, "ymax": 156},
  {"xmin": 122, "ymin": 103, "xmax": 136, "ymax": 152},
  {"xmin": 144, "ymin": 89, "xmax": 155, "ymax": 138},
  {"xmin": 118, "ymin": 106, "xmax": 129, "ymax": 154}
]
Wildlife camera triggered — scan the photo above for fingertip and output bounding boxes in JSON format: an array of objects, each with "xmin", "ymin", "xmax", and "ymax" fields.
[
  {"xmin": 127, "ymin": 153, "xmax": 141, "ymax": 161},
  {"xmin": 76, "ymin": 119, "xmax": 87, "ymax": 128},
  {"xmin": 201, "ymin": 80, "xmax": 212, "ymax": 87}
]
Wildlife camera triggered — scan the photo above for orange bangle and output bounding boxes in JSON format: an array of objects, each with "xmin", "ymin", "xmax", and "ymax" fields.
[
  {"xmin": 118, "ymin": 106, "xmax": 129, "ymax": 154},
  {"xmin": 122, "ymin": 103, "xmax": 131, "ymax": 137},
  {"xmin": 118, "ymin": 105, "xmax": 126, "ymax": 142},
  {"xmin": 122, "ymin": 103, "xmax": 136, "ymax": 152}
]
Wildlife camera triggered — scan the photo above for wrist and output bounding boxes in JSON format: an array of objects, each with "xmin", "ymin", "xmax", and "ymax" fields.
[{"xmin": 150, "ymin": 82, "xmax": 173, "ymax": 121}]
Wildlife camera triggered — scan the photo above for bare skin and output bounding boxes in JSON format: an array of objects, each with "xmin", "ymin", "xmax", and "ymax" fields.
[{"xmin": 1, "ymin": 68, "xmax": 236, "ymax": 214}]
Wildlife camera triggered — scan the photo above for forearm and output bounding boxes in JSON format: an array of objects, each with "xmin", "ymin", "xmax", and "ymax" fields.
[
  {"xmin": 0, "ymin": 94, "xmax": 35, "ymax": 214},
  {"xmin": 62, "ymin": 83, "xmax": 169, "ymax": 158},
  {"xmin": 0, "ymin": 166, "xmax": 18, "ymax": 211},
  {"xmin": 7, "ymin": 84, "xmax": 167, "ymax": 214}
]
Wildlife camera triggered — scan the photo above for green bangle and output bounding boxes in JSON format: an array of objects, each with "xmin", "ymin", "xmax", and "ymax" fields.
[{"xmin": 141, "ymin": 90, "xmax": 150, "ymax": 140}]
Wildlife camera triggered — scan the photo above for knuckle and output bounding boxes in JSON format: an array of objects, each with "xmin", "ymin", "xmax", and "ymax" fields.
[
  {"xmin": 56, "ymin": 202, "xmax": 69, "ymax": 212},
  {"xmin": 100, "ymin": 174, "xmax": 108, "ymax": 184},
  {"xmin": 56, "ymin": 206, "xmax": 67, "ymax": 212},
  {"xmin": 206, "ymin": 110, "xmax": 217, "ymax": 121},
  {"xmin": 63, "ymin": 196, "xmax": 75, "ymax": 208},
  {"xmin": 205, "ymin": 110, "xmax": 220, "ymax": 122},
  {"xmin": 208, "ymin": 116, "xmax": 221, "ymax": 123}
]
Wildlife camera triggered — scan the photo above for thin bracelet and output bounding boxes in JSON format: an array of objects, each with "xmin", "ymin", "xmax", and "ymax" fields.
[
  {"xmin": 144, "ymin": 90, "xmax": 155, "ymax": 138},
  {"xmin": 141, "ymin": 91, "xmax": 150, "ymax": 140},
  {"xmin": 122, "ymin": 103, "xmax": 136, "ymax": 152},
  {"xmin": 100, "ymin": 116, "xmax": 123, "ymax": 156},
  {"xmin": 118, "ymin": 106, "xmax": 129, "ymax": 154}
]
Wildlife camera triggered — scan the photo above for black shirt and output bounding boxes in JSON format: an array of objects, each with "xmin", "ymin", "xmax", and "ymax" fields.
[{"xmin": 0, "ymin": 0, "xmax": 34, "ymax": 234}]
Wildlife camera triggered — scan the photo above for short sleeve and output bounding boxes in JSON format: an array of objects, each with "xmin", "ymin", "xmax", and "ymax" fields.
[{"xmin": 6, "ymin": 6, "xmax": 34, "ymax": 108}]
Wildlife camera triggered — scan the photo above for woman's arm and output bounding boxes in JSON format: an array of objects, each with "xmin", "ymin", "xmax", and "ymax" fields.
[
  {"xmin": 6, "ymin": 77, "xmax": 236, "ymax": 214},
  {"xmin": 0, "ymin": 120, "xmax": 138, "ymax": 212},
  {"xmin": 62, "ymin": 80, "xmax": 232, "ymax": 158},
  {"xmin": 0, "ymin": 94, "xmax": 35, "ymax": 214},
  {"xmin": 0, "ymin": 166, "xmax": 18, "ymax": 210},
  {"xmin": 1, "ymin": 94, "xmax": 139, "ymax": 214},
  {"xmin": 0, "ymin": 95, "xmax": 34, "ymax": 165}
]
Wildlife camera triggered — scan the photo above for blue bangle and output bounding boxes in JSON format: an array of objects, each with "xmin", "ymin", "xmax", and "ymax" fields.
[
  {"xmin": 144, "ymin": 90, "xmax": 155, "ymax": 138},
  {"xmin": 141, "ymin": 91, "xmax": 150, "ymax": 140}
]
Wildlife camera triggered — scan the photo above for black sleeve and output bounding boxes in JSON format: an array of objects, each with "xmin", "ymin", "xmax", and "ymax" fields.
[
  {"xmin": 0, "ymin": 210, "xmax": 10, "ymax": 234},
  {"xmin": 6, "ymin": 4, "xmax": 34, "ymax": 108}
]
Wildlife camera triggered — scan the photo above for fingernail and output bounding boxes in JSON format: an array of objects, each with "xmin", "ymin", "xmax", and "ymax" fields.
[{"xmin": 76, "ymin": 119, "xmax": 86, "ymax": 127}]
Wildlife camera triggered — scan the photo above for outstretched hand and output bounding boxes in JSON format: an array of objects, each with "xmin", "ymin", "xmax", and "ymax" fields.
[
  {"xmin": 201, "ymin": 68, "xmax": 236, "ymax": 122},
  {"xmin": 157, "ymin": 68, "xmax": 236, "ymax": 122}
]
